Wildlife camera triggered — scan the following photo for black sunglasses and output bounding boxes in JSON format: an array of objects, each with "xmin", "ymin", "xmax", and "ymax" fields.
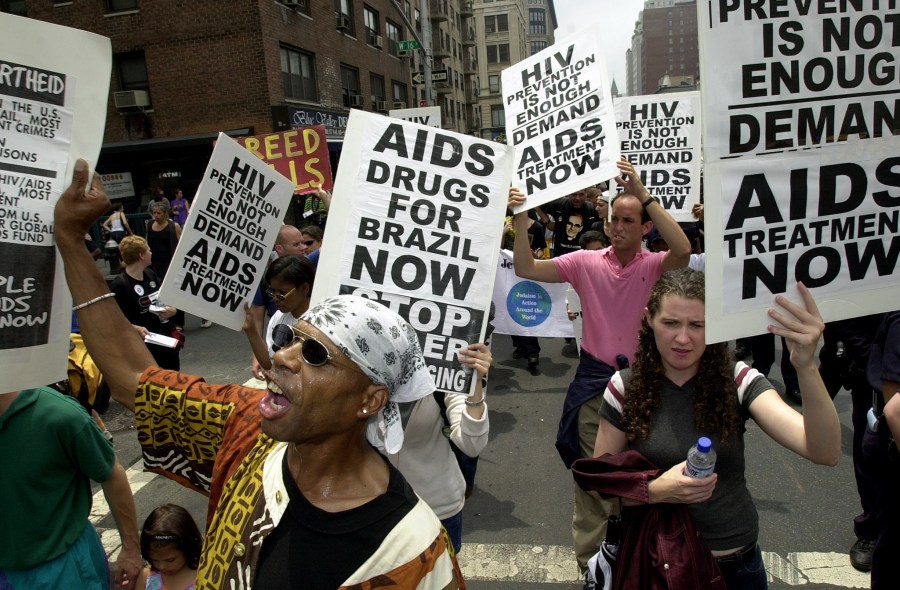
[
  {"xmin": 302, "ymin": 239, "xmax": 316, "ymax": 247},
  {"xmin": 270, "ymin": 324, "xmax": 362, "ymax": 373}
]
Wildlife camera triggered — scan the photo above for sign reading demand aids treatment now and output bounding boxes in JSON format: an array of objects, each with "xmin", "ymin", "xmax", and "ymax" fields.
[
  {"xmin": 158, "ymin": 134, "xmax": 294, "ymax": 330},
  {"xmin": 700, "ymin": 2, "xmax": 900, "ymax": 343},
  {"xmin": 0, "ymin": 13, "xmax": 111, "ymax": 393},
  {"xmin": 614, "ymin": 92, "xmax": 701, "ymax": 222},
  {"xmin": 313, "ymin": 110, "xmax": 510, "ymax": 395},
  {"xmin": 502, "ymin": 25, "xmax": 620, "ymax": 213}
]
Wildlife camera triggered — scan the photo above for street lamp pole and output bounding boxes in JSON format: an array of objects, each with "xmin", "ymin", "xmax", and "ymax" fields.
[{"xmin": 391, "ymin": 0, "xmax": 433, "ymax": 106}]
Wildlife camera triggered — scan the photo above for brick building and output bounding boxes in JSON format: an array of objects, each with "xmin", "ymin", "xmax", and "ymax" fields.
[
  {"xmin": 628, "ymin": 0, "xmax": 699, "ymax": 96},
  {"xmin": 5, "ymin": 0, "xmax": 419, "ymax": 219}
]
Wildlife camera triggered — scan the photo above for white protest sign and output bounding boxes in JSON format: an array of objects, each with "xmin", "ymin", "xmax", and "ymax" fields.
[
  {"xmin": 388, "ymin": 106, "xmax": 441, "ymax": 128},
  {"xmin": 700, "ymin": 3, "xmax": 900, "ymax": 343},
  {"xmin": 490, "ymin": 250, "xmax": 574, "ymax": 337},
  {"xmin": 614, "ymin": 92, "xmax": 701, "ymax": 222},
  {"xmin": 0, "ymin": 13, "xmax": 110, "ymax": 392},
  {"xmin": 158, "ymin": 134, "xmax": 294, "ymax": 330},
  {"xmin": 312, "ymin": 110, "xmax": 510, "ymax": 395},
  {"xmin": 502, "ymin": 26, "xmax": 620, "ymax": 213}
]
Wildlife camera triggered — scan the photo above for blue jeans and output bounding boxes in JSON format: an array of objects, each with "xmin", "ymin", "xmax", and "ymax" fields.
[
  {"xmin": 717, "ymin": 543, "xmax": 768, "ymax": 590},
  {"xmin": 441, "ymin": 512, "xmax": 463, "ymax": 554}
]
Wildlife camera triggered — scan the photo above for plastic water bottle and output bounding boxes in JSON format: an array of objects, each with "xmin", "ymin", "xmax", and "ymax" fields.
[{"xmin": 685, "ymin": 436, "xmax": 717, "ymax": 478}]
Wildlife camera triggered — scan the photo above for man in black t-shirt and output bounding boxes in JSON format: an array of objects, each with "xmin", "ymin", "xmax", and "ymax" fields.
[{"xmin": 536, "ymin": 188, "xmax": 599, "ymax": 257}]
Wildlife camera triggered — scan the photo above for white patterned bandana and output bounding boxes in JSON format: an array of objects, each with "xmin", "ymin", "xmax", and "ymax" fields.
[{"xmin": 301, "ymin": 294, "xmax": 435, "ymax": 453}]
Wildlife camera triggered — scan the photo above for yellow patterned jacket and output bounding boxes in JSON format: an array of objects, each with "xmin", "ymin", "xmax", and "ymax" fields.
[{"xmin": 136, "ymin": 368, "xmax": 465, "ymax": 589}]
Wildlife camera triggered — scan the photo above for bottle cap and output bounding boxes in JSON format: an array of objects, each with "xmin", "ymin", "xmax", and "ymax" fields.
[{"xmin": 697, "ymin": 436, "xmax": 712, "ymax": 452}]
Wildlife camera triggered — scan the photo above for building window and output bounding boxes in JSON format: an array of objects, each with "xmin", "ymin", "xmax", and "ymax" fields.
[
  {"xmin": 488, "ymin": 74, "xmax": 500, "ymax": 94},
  {"xmin": 341, "ymin": 64, "xmax": 361, "ymax": 108},
  {"xmin": 415, "ymin": 8, "xmax": 421, "ymax": 30},
  {"xmin": 0, "ymin": 0, "xmax": 27, "ymax": 15},
  {"xmin": 364, "ymin": 6, "xmax": 379, "ymax": 43},
  {"xmin": 334, "ymin": 0, "xmax": 354, "ymax": 35},
  {"xmin": 392, "ymin": 81, "xmax": 408, "ymax": 106},
  {"xmin": 486, "ymin": 44, "xmax": 509, "ymax": 64},
  {"xmin": 529, "ymin": 9, "xmax": 545, "ymax": 35},
  {"xmin": 484, "ymin": 14, "xmax": 507, "ymax": 33},
  {"xmin": 530, "ymin": 40, "xmax": 547, "ymax": 55},
  {"xmin": 280, "ymin": 46, "xmax": 317, "ymax": 102},
  {"xmin": 115, "ymin": 51, "xmax": 149, "ymax": 90},
  {"xmin": 491, "ymin": 104, "xmax": 504, "ymax": 127},
  {"xmin": 386, "ymin": 19, "xmax": 402, "ymax": 57},
  {"xmin": 370, "ymin": 74, "xmax": 385, "ymax": 103},
  {"xmin": 107, "ymin": 0, "xmax": 138, "ymax": 11}
]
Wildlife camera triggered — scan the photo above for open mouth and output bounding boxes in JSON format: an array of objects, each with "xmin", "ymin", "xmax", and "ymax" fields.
[{"xmin": 258, "ymin": 380, "xmax": 293, "ymax": 420}]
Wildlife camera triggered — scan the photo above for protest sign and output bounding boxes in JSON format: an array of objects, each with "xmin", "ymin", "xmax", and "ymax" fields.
[
  {"xmin": 700, "ymin": 3, "xmax": 899, "ymax": 343},
  {"xmin": 502, "ymin": 26, "xmax": 620, "ymax": 213},
  {"xmin": 158, "ymin": 134, "xmax": 294, "ymax": 330},
  {"xmin": 389, "ymin": 106, "xmax": 441, "ymax": 127},
  {"xmin": 491, "ymin": 250, "xmax": 573, "ymax": 337},
  {"xmin": 614, "ymin": 92, "xmax": 701, "ymax": 222},
  {"xmin": 0, "ymin": 13, "xmax": 110, "ymax": 392},
  {"xmin": 312, "ymin": 110, "xmax": 510, "ymax": 395},
  {"xmin": 236, "ymin": 125, "xmax": 331, "ymax": 194}
]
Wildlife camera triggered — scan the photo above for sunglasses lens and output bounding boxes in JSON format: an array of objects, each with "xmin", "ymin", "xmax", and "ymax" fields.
[
  {"xmin": 301, "ymin": 339, "xmax": 329, "ymax": 366},
  {"xmin": 271, "ymin": 324, "xmax": 294, "ymax": 351}
]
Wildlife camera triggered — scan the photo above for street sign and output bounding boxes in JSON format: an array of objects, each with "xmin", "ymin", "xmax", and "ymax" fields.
[
  {"xmin": 412, "ymin": 69, "xmax": 450, "ymax": 85},
  {"xmin": 419, "ymin": 100, "xmax": 428, "ymax": 107},
  {"xmin": 397, "ymin": 40, "xmax": 420, "ymax": 51},
  {"xmin": 412, "ymin": 72, "xmax": 425, "ymax": 85}
]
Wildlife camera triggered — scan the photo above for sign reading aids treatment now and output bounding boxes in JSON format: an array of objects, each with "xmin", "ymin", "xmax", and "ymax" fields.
[
  {"xmin": 0, "ymin": 13, "xmax": 111, "ymax": 392},
  {"xmin": 490, "ymin": 250, "xmax": 573, "ymax": 337},
  {"xmin": 614, "ymin": 92, "xmax": 701, "ymax": 222},
  {"xmin": 502, "ymin": 25, "xmax": 620, "ymax": 213},
  {"xmin": 312, "ymin": 110, "xmax": 510, "ymax": 395},
  {"xmin": 699, "ymin": 2, "xmax": 900, "ymax": 343},
  {"xmin": 158, "ymin": 134, "xmax": 294, "ymax": 330}
]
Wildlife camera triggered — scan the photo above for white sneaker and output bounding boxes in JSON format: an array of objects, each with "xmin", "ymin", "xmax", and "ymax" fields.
[{"xmin": 200, "ymin": 319, "xmax": 212, "ymax": 328}]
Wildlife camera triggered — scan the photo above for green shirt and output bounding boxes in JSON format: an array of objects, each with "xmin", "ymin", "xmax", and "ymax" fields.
[{"xmin": 0, "ymin": 387, "xmax": 115, "ymax": 569}]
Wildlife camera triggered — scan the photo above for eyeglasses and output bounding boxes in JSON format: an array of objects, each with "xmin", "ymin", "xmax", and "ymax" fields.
[
  {"xmin": 270, "ymin": 324, "xmax": 364, "ymax": 374},
  {"xmin": 266, "ymin": 287, "xmax": 296, "ymax": 301},
  {"xmin": 566, "ymin": 221, "xmax": 583, "ymax": 228},
  {"xmin": 302, "ymin": 240, "xmax": 316, "ymax": 247}
]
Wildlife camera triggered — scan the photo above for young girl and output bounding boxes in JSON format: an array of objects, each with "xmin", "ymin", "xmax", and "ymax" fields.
[
  {"xmin": 242, "ymin": 255, "xmax": 316, "ymax": 370},
  {"xmin": 135, "ymin": 504, "xmax": 202, "ymax": 590}
]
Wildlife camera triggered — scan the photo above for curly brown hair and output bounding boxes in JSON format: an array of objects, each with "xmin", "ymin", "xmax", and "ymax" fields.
[{"xmin": 621, "ymin": 268, "xmax": 741, "ymax": 445}]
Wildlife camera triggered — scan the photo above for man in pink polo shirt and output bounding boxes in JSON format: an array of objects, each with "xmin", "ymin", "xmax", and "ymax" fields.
[{"xmin": 509, "ymin": 158, "xmax": 692, "ymax": 580}]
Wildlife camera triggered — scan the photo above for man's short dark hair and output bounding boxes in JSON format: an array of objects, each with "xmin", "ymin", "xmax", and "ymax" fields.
[
  {"xmin": 578, "ymin": 230, "xmax": 604, "ymax": 249},
  {"xmin": 610, "ymin": 193, "xmax": 651, "ymax": 224}
]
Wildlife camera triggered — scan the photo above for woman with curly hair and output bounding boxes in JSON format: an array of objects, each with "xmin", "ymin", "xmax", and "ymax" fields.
[{"xmin": 593, "ymin": 268, "xmax": 840, "ymax": 589}]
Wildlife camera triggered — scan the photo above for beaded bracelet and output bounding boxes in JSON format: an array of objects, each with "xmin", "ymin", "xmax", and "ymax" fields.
[
  {"xmin": 72, "ymin": 292, "xmax": 116, "ymax": 311},
  {"xmin": 465, "ymin": 398, "xmax": 485, "ymax": 407}
]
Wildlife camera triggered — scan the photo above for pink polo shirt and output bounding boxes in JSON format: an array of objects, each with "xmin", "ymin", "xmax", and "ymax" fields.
[{"xmin": 553, "ymin": 247, "xmax": 666, "ymax": 366}]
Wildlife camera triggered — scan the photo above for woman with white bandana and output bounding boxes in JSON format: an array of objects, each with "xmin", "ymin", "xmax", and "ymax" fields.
[{"xmin": 53, "ymin": 164, "xmax": 465, "ymax": 589}]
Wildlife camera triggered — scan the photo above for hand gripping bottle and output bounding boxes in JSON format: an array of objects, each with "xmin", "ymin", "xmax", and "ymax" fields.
[{"xmin": 684, "ymin": 436, "xmax": 717, "ymax": 478}]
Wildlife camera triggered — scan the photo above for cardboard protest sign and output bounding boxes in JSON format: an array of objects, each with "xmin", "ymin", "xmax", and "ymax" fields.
[
  {"xmin": 614, "ymin": 92, "xmax": 701, "ymax": 221},
  {"xmin": 700, "ymin": 3, "xmax": 900, "ymax": 343},
  {"xmin": 502, "ymin": 26, "xmax": 620, "ymax": 213},
  {"xmin": 312, "ymin": 110, "xmax": 510, "ymax": 395},
  {"xmin": 0, "ymin": 13, "xmax": 110, "ymax": 392},
  {"xmin": 491, "ymin": 250, "xmax": 573, "ymax": 337},
  {"xmin": 158, "ymin": 134, "xmax": 294, "ymax": 330},
  {"xmin": 388, "ymin": 106, "xmax": 441, "ymax": 127},
  {"xmin": 236, "ymin": 125, "xmax": 332, "ymax": 194}
]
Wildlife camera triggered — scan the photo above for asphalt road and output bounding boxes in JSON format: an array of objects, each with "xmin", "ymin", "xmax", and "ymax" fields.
[{"xmin": 94, "ymin": 314, "xmax": 871, "ymax": 589}]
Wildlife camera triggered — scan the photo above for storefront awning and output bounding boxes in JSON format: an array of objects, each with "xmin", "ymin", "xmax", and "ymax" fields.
[{"xmin": 101, "ymin": 128, "xmax": 252, "ymax": 154}]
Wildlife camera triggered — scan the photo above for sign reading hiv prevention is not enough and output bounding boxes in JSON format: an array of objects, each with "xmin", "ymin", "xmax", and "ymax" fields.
[
  {"xmin": 502, "ymin": 25, "xmax": 620, "ymax": 213},
  {"xmin": 700, "ymin": 2, "xmax": 900, "ymax": 343},
  {"xmin": 158, "ymin": 134, "xmax": 294, "ymax": 330},
  {"xmin": 614, "ymin": 92, "xmax": 701, "ymax": 222},
  {"xmin": 312, "ymin": 110, "xmax": 510, "ymax": 395},
  {"xmin": 0, "ymin": 13, "xmax": 111, "ymax": 393},
  {"xmin": 235, "ymin": 125, "xmax": 332, "ymax": 194}
]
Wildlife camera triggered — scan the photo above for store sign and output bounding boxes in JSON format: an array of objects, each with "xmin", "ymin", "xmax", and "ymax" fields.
[{"xmin": 100, "ymin": 172, "xmax": 135, "ymax": 200}]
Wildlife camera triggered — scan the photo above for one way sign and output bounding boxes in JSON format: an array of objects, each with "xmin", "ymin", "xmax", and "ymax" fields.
[{"xmin": 412, "ymin": 69, "xmax": 449, "ymax": 85}]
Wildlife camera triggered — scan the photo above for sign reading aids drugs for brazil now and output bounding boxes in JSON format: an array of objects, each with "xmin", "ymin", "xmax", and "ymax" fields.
[
  {"xmin": 158, "ymin": 134, "xmax": 294, "ymax": 330},
  {"xmin": 700, "ymin": 1, "xmax": 900, "ymax": 343},
  {"xmin": 490, "ymin": 250, "xmax": 573, "ymax": 337},
  {"xmin": 614, "ymin": 92, "xmax": 701, "ymax": 222},
  {"xmin": 1, "ymin": 13, "xmax": 111, "ymax": 393},
  {"xmin": 502, "ymin": 26, "xmax": 620, "ymax": 213},
  {"xmin": 312, "ymin": 110, "xmax": 510, "ymax": 395},
  {"xmin": 236, "ymin": 125, "xmax": 332, "ymax": 194}
]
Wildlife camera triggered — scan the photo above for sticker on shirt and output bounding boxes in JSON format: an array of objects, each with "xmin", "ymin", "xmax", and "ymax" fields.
[{"xmin": 134, "ymin": 285, "xmax": 145, "ymax": 296}]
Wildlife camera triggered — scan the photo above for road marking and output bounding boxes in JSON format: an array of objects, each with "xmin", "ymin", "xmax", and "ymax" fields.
[{"xmin": 93, "ymin": 469, "xmax": 870, "ymax": 588}]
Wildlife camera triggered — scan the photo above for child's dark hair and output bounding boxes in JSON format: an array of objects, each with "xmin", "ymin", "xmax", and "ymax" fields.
[
  {"xmin": 140, "ymin": 504, "xmax": 202, "ymax": 570},
  {"xmin": 265, "ymin": 254, "xmax": 316, "ymax": 289}
]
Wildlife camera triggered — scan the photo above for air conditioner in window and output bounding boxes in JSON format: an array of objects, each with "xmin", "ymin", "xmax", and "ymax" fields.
[
  {"xmin": 114, "ymin": 90, "xmax": 150, "ymax": 110},
  {"xmin": 336, "ymin": 14, "xmax": 351, "ymax": 31},
  {"xmin": 375, "ymin": 100, "xmax": 390, "ymax": 112},
  {"xmin": 392, "ymin": 101, "xmax": 406, "ymax": 109},
  {"xmin": 349, "ymin": 94, "xmax": 364, "ymax": 107},
  {"xmin": 371, "ymin": 34, "xmax": 384, "ymax": 49}
]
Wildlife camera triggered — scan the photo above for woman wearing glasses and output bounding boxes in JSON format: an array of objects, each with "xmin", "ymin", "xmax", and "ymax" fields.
[{"xmin": 243, "ymin": 255, "xmax": 316, "ymax": 371}]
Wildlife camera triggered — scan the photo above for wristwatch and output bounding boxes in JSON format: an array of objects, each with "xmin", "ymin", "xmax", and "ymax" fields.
[{"xmin": 642, "ymin": 195, "xmax": 659, "ymax": 209}]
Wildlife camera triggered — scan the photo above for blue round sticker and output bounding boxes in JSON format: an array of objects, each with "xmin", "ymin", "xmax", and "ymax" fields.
[{"xmin": 506, "ymin": 281, "xmax": 552, "ymax": 327}]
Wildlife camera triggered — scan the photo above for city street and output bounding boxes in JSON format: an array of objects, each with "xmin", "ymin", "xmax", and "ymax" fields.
[{"xmin": 92, "ymin": 315, "xmax": 871, "ymax": 589}]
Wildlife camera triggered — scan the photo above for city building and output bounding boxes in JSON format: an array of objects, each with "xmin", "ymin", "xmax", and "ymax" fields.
[
  {"xmin": 470, "ymin": 0, "xmax": 556, "ymax": 141},
  {"xmin": 627, "ymin": 0, "xmax": 698, "ymax": 96}
]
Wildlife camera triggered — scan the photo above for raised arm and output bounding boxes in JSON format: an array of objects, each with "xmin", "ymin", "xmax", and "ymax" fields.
[
  {"xmin": 54, "ymin": 160, "xmax": 155, "ymax": 412},
  {"xmin": 508, "ymin": 188, "xmax": 560, "ymax": 283},
  {"xmin": 242, "ymin": 302, "xmax": 272, "ymax": 371},
  {"xmin": 749, "ymin": 283, "xmax": 841, "ymax": 466}
]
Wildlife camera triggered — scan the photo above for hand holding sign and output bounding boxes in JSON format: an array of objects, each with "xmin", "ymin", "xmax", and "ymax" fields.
[
  {"xmin": 53, "ymin": 159, "xmax": 109, "ymax": 244},
  {"xmin": 613, "ymin": 158, "xmax": 650, "ymax": 201}
]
